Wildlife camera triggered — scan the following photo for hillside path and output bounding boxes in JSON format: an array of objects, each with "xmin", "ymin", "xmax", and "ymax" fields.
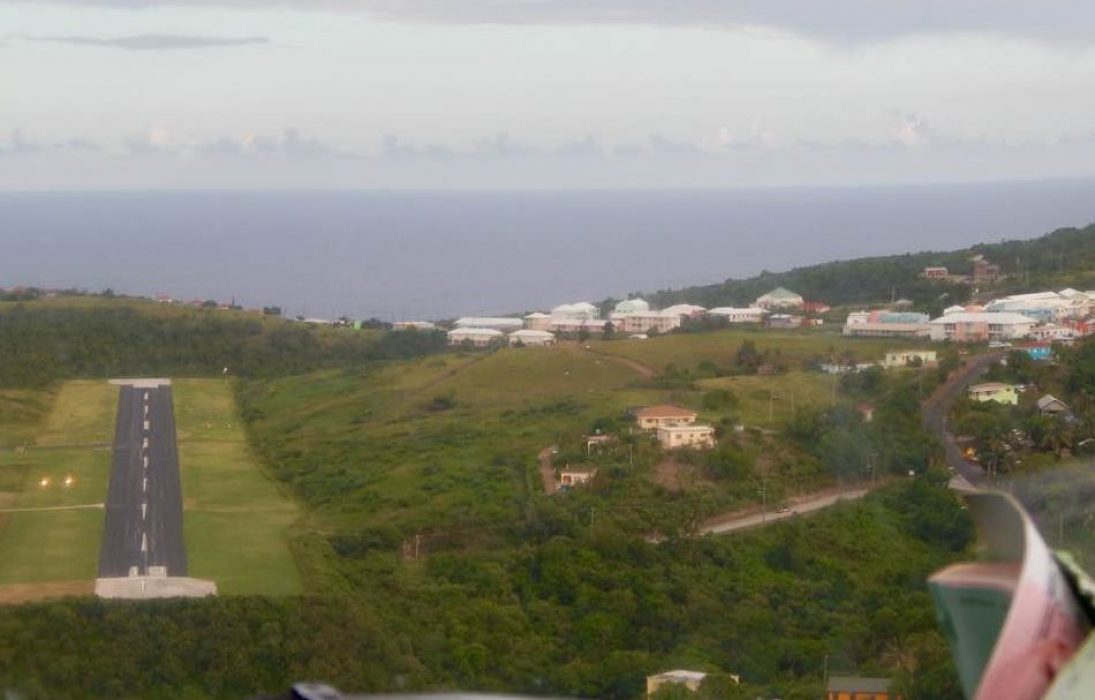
[
  {"xmin": 700, "ymin": 484, "xmax": 877, "ymax": 535},
  {"xmin": 582, "ymin": 346, "xmax": 656, "ymax": 379},
  {"xmin": 538, "ymin": 447, "xmax": 558, "ymax": 495}
]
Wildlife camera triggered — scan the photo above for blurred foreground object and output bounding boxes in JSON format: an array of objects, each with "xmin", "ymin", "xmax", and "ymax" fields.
[{"xmin": 930, "ymin": 492, "xmax": 1095, "ymax": 699}]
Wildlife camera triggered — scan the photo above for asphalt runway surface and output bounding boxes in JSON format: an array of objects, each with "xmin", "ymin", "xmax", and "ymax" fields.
[{"xmin": 98, "ymin": 385, "xmax": 187, "ymax": 578}]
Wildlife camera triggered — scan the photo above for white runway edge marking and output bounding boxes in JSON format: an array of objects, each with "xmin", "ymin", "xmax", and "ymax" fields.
[
  {"xmin": 141, "ymin": 533, "xmax": 147, "ymax": 553},
  {"xmin": 141, "ymin": 502, "xmax": 147, "ymax": 520},
  {"xmin": 144, "ymin": 405, "xmax": 149, "ymax": 417},
  {"xmin": 142, "ymin": 477, "xmax": 147, "ymax": 492},
  {"xmin": 143, "ymin": 420, "xmax": 150, "ymax": 431},
  {"xmin": 143, "ymin": 455, "xmax": 149, "ymax": 468},
  {"xmin": 142, "ymin": 437, "xmax": 149, "ymax": 449}
]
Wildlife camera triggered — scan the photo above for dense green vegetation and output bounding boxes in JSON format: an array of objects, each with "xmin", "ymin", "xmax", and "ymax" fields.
[
  {"xmin": 645, "ymin": 223, "xmax": 1095, "ymax": 311},
  {"xmin": 0, "ymin": 479, "xmax": 969, "ymax": 700},
  {"xmin": 0, "ymin": 300, "xmax": 445, "ymax": 388}
]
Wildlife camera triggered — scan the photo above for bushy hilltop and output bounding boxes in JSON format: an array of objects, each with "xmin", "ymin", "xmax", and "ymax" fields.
[{"xmin": 643, "ymin": 223, "xmax": 1095, "ymax": 311}]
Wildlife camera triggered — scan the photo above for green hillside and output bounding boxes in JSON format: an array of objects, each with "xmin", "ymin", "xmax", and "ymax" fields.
[{"xmin": 643, "ymin": 222, "xmax": 1095, "ymax": 311}]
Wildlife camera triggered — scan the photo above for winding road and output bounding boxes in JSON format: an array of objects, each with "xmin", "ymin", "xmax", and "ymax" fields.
[{"xmin": 921, "ymin": 351, "xmax": 1003, "ymax": 491}]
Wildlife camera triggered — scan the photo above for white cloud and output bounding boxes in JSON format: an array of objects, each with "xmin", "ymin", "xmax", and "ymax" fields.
[{"xmin": 16, "ymin": 1, "xmax": 1095, "ymax": 43}]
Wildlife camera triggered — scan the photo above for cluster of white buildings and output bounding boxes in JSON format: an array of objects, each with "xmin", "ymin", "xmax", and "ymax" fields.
[
  {"xmin": 843, "ymin": 288, "xmax": 1095, "ymax": 344},
  {"xmin": 438, "ymin": 287, "xmax": 820, "ymax": 348}
]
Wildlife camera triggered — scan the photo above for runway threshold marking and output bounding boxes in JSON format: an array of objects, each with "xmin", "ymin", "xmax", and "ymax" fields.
[{"xmin": 0, "ymin": 503, "xmax": 105, "ymax": 513}]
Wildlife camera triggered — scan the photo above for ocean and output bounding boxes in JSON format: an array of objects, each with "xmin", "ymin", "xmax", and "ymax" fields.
[{"xmin": 1, "ymin": 181, "xmax": 1094, "ymax": 320}]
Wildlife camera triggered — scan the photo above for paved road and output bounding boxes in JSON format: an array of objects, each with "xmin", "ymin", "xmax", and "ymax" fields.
[
  {"xmin": 98, "ymin": 385, "xmax": 187, "ymax": 578},
  {"xmin": 701, "ymin": 487, "xmax": 872, "ymax": 535},
  {"xmin": 921, "ymin": 352, "xmax": 1003, "ymax": 489}
]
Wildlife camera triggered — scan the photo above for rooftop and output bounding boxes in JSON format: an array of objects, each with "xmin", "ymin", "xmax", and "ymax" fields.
[
  {"xmin": 649, "ymin": 670, "xmax": 708, "ymax": 682},
  {"xmin": 760, "ymin": 286, "xmax": 801, "ymax": 299},
  {"xmin": 968, "ymin": 382, "xmax": 1014, "ymax": 392},
  {"xmin": 826, "ymin": 676, "xmax": 892, "ymax": 693},
  {"xmin": 929, "ymin": 312, "xmax": 1035, "ymax": 325},
  {"xmin": 635, "ymin": 404, "xmax": 698, "ymax": 419}
]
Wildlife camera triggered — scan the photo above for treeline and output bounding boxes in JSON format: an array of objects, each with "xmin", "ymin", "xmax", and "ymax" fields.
[
  {"xmin": 323, "ymin": 478, "xmax": 968, "ymax": 699},
  {"xmin": 0, "ymin": 304, "xmax": 446, "ymax": 388},
  {"xmin": 0, "ymin": 596, "xmax": 416, "ymax": 699},
  {"xmin": 645, "ymin": 223, "xmax": 1095, "ymax": 310}
]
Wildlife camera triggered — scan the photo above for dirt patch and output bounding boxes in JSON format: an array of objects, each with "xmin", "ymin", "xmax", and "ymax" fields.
[
  {"xmin": 652, "ymin": 458, "xmax": 709, "ymax": 491},
  {"xmin": 538, "ymin": 447, "xmax": 558, "ymax": 495},
  {"xmin": 0, "ymin": 580, "xmax": 94, "ymax": 604}
]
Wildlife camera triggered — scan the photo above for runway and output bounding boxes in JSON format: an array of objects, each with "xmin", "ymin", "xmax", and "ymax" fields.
[{"xmin": 98, "ymin": 385, "xmax": 187, "ymax": 578}]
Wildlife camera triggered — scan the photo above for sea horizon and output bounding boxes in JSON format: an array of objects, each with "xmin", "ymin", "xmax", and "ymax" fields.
[{"xmin": 2, "ymin": 179, "xmax": 1094, "ymax": 320}]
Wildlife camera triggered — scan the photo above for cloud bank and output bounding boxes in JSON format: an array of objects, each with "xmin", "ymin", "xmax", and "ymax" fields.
[
  {"xmin": 23, "ymin": 33, "xmax": 268, "ymax": 49},
  {"xmin": 16, "ymin": 0, "xmax": 1095, "ymax": 42}
]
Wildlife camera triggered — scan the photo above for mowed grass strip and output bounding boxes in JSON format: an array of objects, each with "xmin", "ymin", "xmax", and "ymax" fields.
[
  {"xmin": 173, "ymin": 379, "xmax": 302, "ymax": 596},
  {"xmin": 38, "ymin": 380, "xmax": 119, "ymax": 446},
  {"xmin": 0, "ymin": 382, "xmax": 116, "ymax": 590}
]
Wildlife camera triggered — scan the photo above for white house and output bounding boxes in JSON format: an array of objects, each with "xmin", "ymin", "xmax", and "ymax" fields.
[
  {"xmin": 559, "ymin": 466, "xmax": 597, "ymax": 488},
  {"xmin": 550, "ymin": 302, "xmax": 600, "ymax": 320},
  {"xmin": 967, "ymin": 382, "xmax": 1019, "ymax": 405},
  {"xmin": 524, "ymin": 312, "xmax": 552, "ymax": 331},
  {"xmin": 1030, "ymin": 323, "xmax": 1079, "ymax": 341},
  {"xmin": 928, "ymin": 312, "xmax": 1036, "ymax": 342},
  {"xmin": 657, "ymin": 424, "xmax": 716, "ymax": 450},
  {"xmin": 707, "ymin": 307, "xmax": 766, "ymax": 323},
  {"xmin": 454, "ymin": 317, "xmax": 525, "ymax": 332},
  {"xmin": 393, "ymin": 321, "xmax": 436, "ymax": 331},
  {"xmin": 646, "ymin": 670, "xmax": 709, "ymax": 697},
  {"xmin": 549, "ymin": 318, "xmax": 610, "ymax": 334},
  {"xmin": 634, "ymin": 405, "xmax": 698, "ymax": 430},
  {"xmin": 615, "ymin": 298, "xmax": 650, "ymax": 314},
  {"xmin": 662, "ymin": 304, "xmax": 707, "ymax": 318},
  {"xmin": 882, "ymin": 350, "xmax": 938, "ymax": 368},
  {"xmin": 508, "ymin": 329, "xmax": 556, "ymax": 347},
  {"xmin": 755, "ymin": 287, "xmax": 804, "ymax": 310},
  {"xmin": 448, "ymin": 327, "xmax": 504, "ymax": 347},
  {"xmin": 610, "ymin": 310, "xmax": 682, "ymax": 334}
]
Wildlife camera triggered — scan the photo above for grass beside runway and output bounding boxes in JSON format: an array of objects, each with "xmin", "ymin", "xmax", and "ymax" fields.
[
  {"xmin": 173, "ymin": 379, "xmax": 302, "ymax": 596},
  {"xmin": 0, "ymin": 382, "xmax": 117, "ymax": 591}
]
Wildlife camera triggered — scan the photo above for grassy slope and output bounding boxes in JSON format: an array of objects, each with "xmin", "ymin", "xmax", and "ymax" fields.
[
  {"xmin": 174, "ymin": 379, "xmax": 302, "ymax": 595},
  {"xmin": 241, "ymin": 330, "xmax": 922, "ymax": 536},
  {"xmin": 242, "ymin": 347, "xmax": 663, "ymax": 531},
  {"xmin": 587, "ymin": 328, "xmax": 913, "ymax": 371}
]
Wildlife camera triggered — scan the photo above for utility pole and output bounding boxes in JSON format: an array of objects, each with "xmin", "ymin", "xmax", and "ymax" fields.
[{"xmin": 769, "ymin": 388, "xmax": 775, "ymax": 422}]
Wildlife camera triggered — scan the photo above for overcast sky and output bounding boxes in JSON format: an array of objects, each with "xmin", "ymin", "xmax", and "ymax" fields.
[{"xmin": 5, "ymin": 0, "xmax": 1095, "ymax": 189}]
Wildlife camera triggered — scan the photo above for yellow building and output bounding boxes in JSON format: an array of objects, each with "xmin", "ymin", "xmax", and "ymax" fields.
[
  {"xmin": 825, "ymin": 676, "xmax": 897, "ymax": 700},
  {"xmin": 656, "ymin": 424, "xmax": 716, "ymax": 450},
  {"xmin": 967, "ymin": 382, "xmax": 1018, "ymax": 405},
  {"xmin": 634, "ymin": 405, "xmax": 698, "ymax": 431}
]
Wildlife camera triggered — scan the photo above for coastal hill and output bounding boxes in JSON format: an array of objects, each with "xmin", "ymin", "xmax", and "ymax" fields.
[{"xmin": 640, "ymin": 223, "xmax": 1095, "ymax": 312}]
